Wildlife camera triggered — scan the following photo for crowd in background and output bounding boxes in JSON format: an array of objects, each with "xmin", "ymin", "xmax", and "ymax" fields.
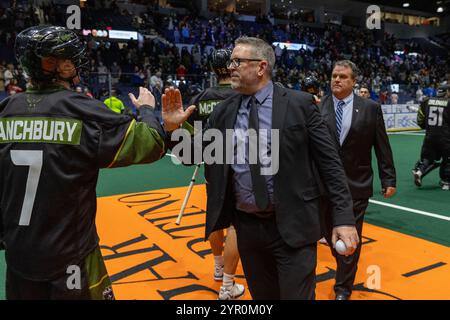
[{"xmin": 0, "ymin": 1, "xmax": 448, "ymax": 107}]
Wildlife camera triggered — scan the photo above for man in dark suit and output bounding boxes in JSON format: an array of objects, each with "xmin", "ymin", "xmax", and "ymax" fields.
[
  {"xmin": 162, "ymin": 37, "xmax": 359, "ymax": 300},
  {"xmin": 319, "ymin": 60, "xmax": 397, "ymax": 300}
]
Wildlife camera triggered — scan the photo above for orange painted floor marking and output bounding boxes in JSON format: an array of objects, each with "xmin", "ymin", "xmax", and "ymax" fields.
[{"xmin": 96, "ymin": 185, "xmax": 450, "ymax": 300}]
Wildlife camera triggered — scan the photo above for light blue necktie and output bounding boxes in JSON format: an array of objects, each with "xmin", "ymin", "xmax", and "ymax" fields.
[{"xmin": 336, "ymin": 100, "xmax": 345, "ymax": 142}]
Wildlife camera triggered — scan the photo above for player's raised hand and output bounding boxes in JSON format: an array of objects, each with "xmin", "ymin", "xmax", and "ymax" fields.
[
  {"xmin": 162, "ymin": 87, "xmax": 195, "ymax": 132},
  {"xmin": 129, "ymin": 86, "xmax": 155, "ymax": 109}
]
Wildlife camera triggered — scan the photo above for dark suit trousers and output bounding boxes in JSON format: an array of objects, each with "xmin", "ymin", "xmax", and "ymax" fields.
[
  {"xmin": 325, "ymin": 199, "xmax": 369, "ymax": 296},
  {"xmin": 233, "ymin": 210, "xmax": 317, "ymax": 300}
]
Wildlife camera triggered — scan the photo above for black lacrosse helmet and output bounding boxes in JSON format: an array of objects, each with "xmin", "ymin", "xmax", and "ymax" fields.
[
  {"xmin": 15, "ymin": 25, "xmax": 88, "ymax": 82},
  {"xmin": 303, "ymin": 76, "xmax": 319, "ymax": 95},
  {"xmin": 437, "ymin": 84, "xmax": 450, "ymax": 97},
  {"xmin": 210, "ymin": 48, "xmax": 232, "ymax": 78}
]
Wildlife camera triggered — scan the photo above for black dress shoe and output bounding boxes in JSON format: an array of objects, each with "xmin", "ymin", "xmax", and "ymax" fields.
[{"xmin": 335, "ymin": 293, "xmax": 350, "ymax": 300}]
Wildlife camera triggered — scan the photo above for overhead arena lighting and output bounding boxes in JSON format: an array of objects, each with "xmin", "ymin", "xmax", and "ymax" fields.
[
  {"xmin": 437, "ymin": 7, "xmax": 444, "ymax": 12},
  {"xmin": 403, "ymin": 3, "xmax": 410, "ymax": 7}
]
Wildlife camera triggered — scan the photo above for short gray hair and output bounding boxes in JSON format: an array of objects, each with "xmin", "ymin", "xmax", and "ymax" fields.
[
  {"xmin": 333, "ymin": 60, "xmax": 359, "ymax": 79},
  {"xmin": 235, "ymin": 36, "xmax": 275, "ymax": 77}
]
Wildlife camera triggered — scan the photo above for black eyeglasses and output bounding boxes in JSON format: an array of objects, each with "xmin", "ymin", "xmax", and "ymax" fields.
[{"xmin": 226, "ymin": 58, "xmax": 263, "ymax": 68}]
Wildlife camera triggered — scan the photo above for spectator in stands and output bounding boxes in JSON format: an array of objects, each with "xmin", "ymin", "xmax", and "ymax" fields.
[
  {"xmin": 97, "ymin": 61, "xmax": 108, "ymax": 88},
  {"xmin": 181, "ymin": 47, "xmax": 192, "ymax": 71},
  {"xmin": 84, "ymin": 87, "xmax": 94, "ymax": 98},
  {"xmin": 150, "ymin": 71, "xmax": 163, "ymax": 88},
  {"xmin": 192, "ymin": 45, "xmax": 202, "ymax": 66},
  {"xmin": 132, "ymin": 66, "xmax": 145, "ymax": 87},
  {"xmin": 165, "ymin": 75, "xmax": 174, "ymax": 88},
  {"xmin": 3, "ymin": 64, "xmax": 14, "ymax": 88},
  {"xmin": 380, "ymin": 89, "xmax": 389, "ymax": 104},
  {"xmin": 177, "ymin": 76, "xmax": 190, "ymax": 104},
  {"xmin": 274, "ymin": 43, "xmax": 282, "ymax": 59},
  {"xmin": 167, "ymin": 16, "xmax": 174, "ymax": 31},
  {"xmin": 174, "ymin": 26, "xmax": 180, "ymax": 43},
  {"xmin": 359, "ymin": 84, "xmax": 371, "ymax": 99},
  {"xmin": 416, "ymin": 87, "xmax": 424, "ymax": 103},
  {"xmin": 87, "ymin": 37, "xmax": 98, "ymax": 51},
  {"xmin": 103, "ymin": 89, "xmax": 125, "ymax": 114},
  {"xmin": 6, "ymin": 78, "xmax": 23, "ymax": 95},
  {"xmin": 111, "ymin": 62, "xmax": 122, "ymax": 85},
  {"xmin": 176, "ymin": 64, "xmax": 188, "ymax": 79},
  {"xmin": 391, "ymin": 91, "xmax": 399, "ymax": 104},
  {"xmin": 181, "ymin": 24, "xmax": 190, "ymax": 43},
  {"xmin": 423, "ymin": 84, "xmax": 437, "ymax": 98}
]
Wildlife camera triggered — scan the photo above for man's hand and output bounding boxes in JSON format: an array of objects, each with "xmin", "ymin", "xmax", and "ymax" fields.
[
  {"xmin": 383, "ymin": 187, "xmax": 396, "ymax": 198},
  {"xmin": 129, "ymin": 86, "xmax": 155, "ymax": 109},
  {"xmin": 162, "ymin": 87, "xmax": 196, "ymax": 132},
  {"xmin": 331, "ymin": 225, "xmax": 359, "ymax": 256}
]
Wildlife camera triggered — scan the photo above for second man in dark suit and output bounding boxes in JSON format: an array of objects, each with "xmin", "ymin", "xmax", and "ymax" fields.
[{"xmin": 319, "ymin": 60, "xmax": 397, "ymax": 300}]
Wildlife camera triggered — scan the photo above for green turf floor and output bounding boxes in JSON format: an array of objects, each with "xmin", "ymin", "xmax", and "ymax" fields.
[
  {"xmin": 2, "ymin": 132, "xmax": 449, "ymax": 300},
  {"xmin": 96, "ymin": 156, "xmax": 205, "ymax": 197},
  {"xmin": 368, "ymin": 133, "xmax": 450, "ymax": 247}
]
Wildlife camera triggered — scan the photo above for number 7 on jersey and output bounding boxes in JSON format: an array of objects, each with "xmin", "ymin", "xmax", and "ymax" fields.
[{"xmin": 10, "ymin": 150, "xmax": 43, "ymax": 226}]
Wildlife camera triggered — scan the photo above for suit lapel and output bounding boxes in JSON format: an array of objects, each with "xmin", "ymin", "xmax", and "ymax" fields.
[
  {"xmin": 222, "ymin": 94, "xmax": 241, "ymax": 178},
  {"xmin": 224, "ymin": 94, "xmax": 241, "ymax": 130},
  {"xmin": 272, "ymin": 84, "xmax": 288, "ymax": 130},
  {"xmin": 342, "ymin": 94, "xmax": 361, "ymax": 147}
]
